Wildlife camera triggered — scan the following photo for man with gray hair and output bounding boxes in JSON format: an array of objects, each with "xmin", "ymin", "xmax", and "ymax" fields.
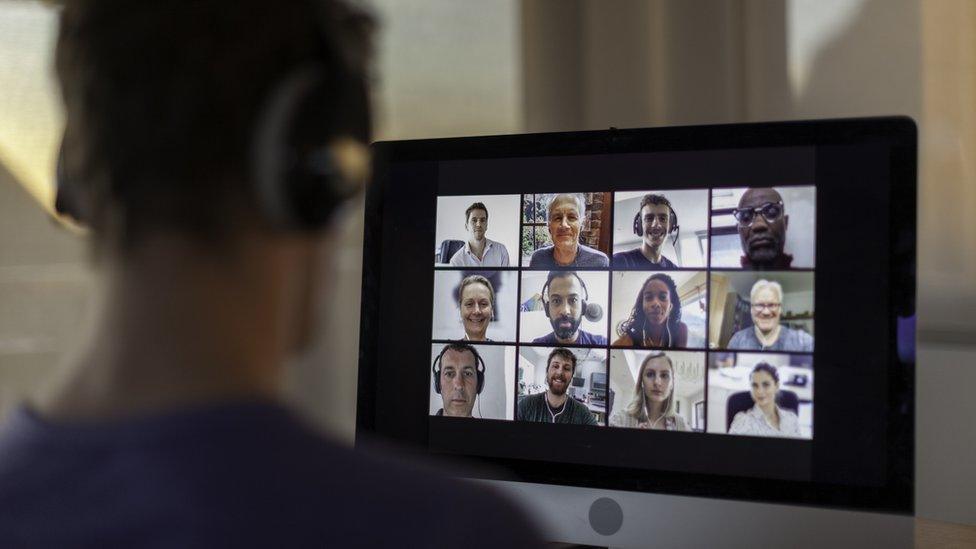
[
  {"xmin": 529, "ymin": 193, "xmax": 609, "ymax": 268},
  {"xmin": 727, "ymin": 279, "xmax": 813, "ymax": 352}
]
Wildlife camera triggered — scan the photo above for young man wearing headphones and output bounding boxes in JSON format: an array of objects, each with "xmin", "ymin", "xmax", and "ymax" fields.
[
  {"xmin": 613, "ymin": 193, "xmax": 680, "ymax": 269},
  {"xmin": 432, "ymin": 343, "xmax": 485, "ymax": 417},
  {"xmin": 0, "ymin": 1, "xmax": 538, "ymax": 546}
]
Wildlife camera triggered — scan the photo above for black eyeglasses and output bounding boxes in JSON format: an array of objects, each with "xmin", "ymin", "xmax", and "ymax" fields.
[{"xmin": 732, "ymin": 201, "xmax": 784, "ymax": 226}]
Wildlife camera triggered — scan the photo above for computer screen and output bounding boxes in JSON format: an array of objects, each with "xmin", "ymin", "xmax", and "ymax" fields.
[{"xmin": 358, "ymin": 118, "xmax": 915, "ymax": 514}]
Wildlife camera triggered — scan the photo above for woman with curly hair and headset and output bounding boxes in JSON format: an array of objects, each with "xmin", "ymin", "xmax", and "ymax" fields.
[
  {"xmin": 612, "ymin": 273, "xmax": 688, "ymax": 349},
  {"xmin": 610, "ymin": 352, "xmax": 689, "ymax": 431}
]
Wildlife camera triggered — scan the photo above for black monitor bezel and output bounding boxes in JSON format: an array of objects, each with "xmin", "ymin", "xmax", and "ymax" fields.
[{"xmin": 357, "ymin": 117, "xmax": 916, "ymax": 515}]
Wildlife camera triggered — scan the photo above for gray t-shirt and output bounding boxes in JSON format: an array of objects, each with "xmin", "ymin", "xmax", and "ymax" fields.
[
  {"xmin": 727, "ymin": 326, "xmax": 814, "ymax": 352},
  {"xmin": 528, "ymin": 244, "xmax": 609, "ymax": 268}
]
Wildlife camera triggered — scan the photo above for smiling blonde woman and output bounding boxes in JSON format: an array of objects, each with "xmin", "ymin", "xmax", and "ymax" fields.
[{"xmin": 458, "ymin": 275, "xmax": 495, "ymax": 341}]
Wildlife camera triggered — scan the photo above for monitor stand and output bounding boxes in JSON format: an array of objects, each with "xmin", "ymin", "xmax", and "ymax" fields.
[{"xmin": 482, "ymin": 480, "xmax": 913, "ymax": 548}]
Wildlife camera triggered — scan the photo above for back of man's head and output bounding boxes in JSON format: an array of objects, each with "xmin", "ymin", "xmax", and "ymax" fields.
[{"xmin": 56, "ymin": 0, "xmax": 374, "ymax": 252}]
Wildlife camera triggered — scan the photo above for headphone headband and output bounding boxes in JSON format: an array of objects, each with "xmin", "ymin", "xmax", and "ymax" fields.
[
  {"xmin": 541, "ymin": 271, "xmax": 590, "ymax": 320},
  {"xmin": 432, "ymin": 344, "xmax": 486, "ymax": 395},
  {"xmin": 633, "ymin": 196, "xmax": 680, "ymax": 247}
]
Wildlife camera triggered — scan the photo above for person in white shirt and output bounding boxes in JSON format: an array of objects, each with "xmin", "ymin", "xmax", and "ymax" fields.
[
  {"xmin": 729, "ymin": 363, "xmax": 801, "ymax": 438},
  {"xmin": 449, "ymin": 202, "xmax": 510, "ymax": 267}
]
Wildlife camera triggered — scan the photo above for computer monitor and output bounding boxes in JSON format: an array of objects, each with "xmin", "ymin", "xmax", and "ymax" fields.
[{"xmin": 357, "ymin": 118, "xmax": 916, "ymax": 546}]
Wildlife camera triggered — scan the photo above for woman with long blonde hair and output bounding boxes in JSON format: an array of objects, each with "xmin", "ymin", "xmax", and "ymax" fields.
[{"xmin": 610, "ymin": 352, "xmax": 689, "ymax": 431}]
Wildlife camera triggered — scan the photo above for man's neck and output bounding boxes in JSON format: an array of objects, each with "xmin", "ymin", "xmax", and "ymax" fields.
[
  {"xmin": 546, "ymin": 391, "xmax": 567, "ymax": 408},
  {"xmin": 640, "ymin": 242, "xmax": 663, "ymax": 263},
  {"xmin": 552, "ymin": 245, "xmax": 578, "ymax": 265},
  {"xmin": 754, "ymin": 325, "xmax": 782, "ymax": 347},
  {"xmin": 35, "ymin": 235, "xmax": 308, "ymax": 422},
  {"xmin": 468, "ymin": 237, "xmax": 487, "ymax": 259},
  {"xmin": 555, "ymin": 331, "xmax": 580, "ymax": 344}
]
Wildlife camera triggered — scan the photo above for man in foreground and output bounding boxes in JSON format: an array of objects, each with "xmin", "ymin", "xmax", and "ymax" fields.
[
  {"xmin": 517, "ymin": 348, "xmax": 597, "ymax": 425},
  {"xmin": 0, "ymin": 1, "xmax": 538, "ymax": 546}
]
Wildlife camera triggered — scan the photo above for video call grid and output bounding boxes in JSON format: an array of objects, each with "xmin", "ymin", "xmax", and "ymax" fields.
[{"xmin": 430, "ymin": 187, "xmax": 816, "ymax": 440}]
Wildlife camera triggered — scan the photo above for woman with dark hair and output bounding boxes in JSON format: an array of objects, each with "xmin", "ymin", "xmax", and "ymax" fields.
[
  {"xmin": 612, "ymin": 273, "xmax": 688, "ymax": 348},
  {"xmin": 728, "ymin": 363, "xmax": 801, "ymax": 438}
]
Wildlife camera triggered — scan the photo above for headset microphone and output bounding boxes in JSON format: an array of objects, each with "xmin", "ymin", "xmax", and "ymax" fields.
[{"xmin": 584, "ymin": 302, "xmax": 603, "ymax": 323}]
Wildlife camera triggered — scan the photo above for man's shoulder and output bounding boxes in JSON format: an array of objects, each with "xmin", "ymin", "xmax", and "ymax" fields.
[
  {"xmin": 612, "ymin": 248, "xmax": 642, "ymax": 262},
  {"xmin": 727, "ymin": 328, "xmax": 754, "ymax": 347},
  {"xmin": 519, "ymin": 392, "xmax": 545, "ymax": 407},
  {"xmin": 528, "ymin": 246, "xmax": 554, "ymax": 267},
  {"xmin": 0, "ymin": 404, "xmax": 540, "ymax": 546},
  {"xmin": 577, "ymin": 245, "xmax": 609, "ymax": 266},
  {"xmin": 579, "ymin": 330, "xmax": 607, "ymax": 345},
  {"xmin": 517, "ymin": 392, "xmax": 545, "ymax": 417},
  {"xmin": 449, "ymin": 244, "xmax": 471, "ymax": 265},
  {"xmin": 532, "ymin": 332, "xmax": 556, "ymax": 344}
]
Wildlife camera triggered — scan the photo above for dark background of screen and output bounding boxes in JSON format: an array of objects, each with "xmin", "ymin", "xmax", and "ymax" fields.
[{"xmin": 358, "ymin": 119, "xmax": 915, "ymax": 514}]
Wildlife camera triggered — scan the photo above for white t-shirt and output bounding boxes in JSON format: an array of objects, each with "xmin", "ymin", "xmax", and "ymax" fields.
[
  {"xmin": 449, "ymin": 238, "xmax": 510, "ymax": 267},
  {"xmin": 729, "ymin": 404, "xmax": 801, "ymax": 438}
]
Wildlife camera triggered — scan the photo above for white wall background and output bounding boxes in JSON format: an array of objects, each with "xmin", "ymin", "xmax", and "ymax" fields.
[
  {"xmin": 519, "ymin": 270, "xmax": 609, "ymax": 343},
  {"xmin": 431, "ymin": 270, "xmax": 518, "ymax": 342},
  {"xmin": 612, "ymin": 189, "xmax": 710, "ymax": 267},
  {"xmin": 428, "ymin": 343, "xmax": 515, "ymax": 420},
  {"xmin": 434, "ymin": 194, "xmax": 521, "ymax": 265}
]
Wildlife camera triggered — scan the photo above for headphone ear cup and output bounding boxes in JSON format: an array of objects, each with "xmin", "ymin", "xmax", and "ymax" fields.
[
  {"xmin": 432, "ymin": 355, "xmax": 442, "ymax": 394},
  {"xmin": 633, "ymin": 212, "xmax": 642, "ymax": 236},
  {"xmin": 253, "ymin": 66, "xmax": 359, "ymax": 232},
  {"xmin": 477, "ymin": 359, "xmax": 485, "ymax": 394}
]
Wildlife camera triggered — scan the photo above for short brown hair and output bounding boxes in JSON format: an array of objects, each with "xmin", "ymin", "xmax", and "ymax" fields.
[
  {"xmin": 546, "ymin": 348, "xmax": 577, "ymax": 375},
  {"xmin": 56, "ymin": 0, "xmax": 374, "ymax": 250},
  {"xmin": 465, "ymin": 202, "xmax": 488, "ymax": 223}
]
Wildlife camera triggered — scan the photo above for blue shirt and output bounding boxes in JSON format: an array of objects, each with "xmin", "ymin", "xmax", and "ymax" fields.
[
  {"xmin": 528, "ymin": 244, "xmax": 608, "ymax": 268},
  {"xmin": 0, "ymin": 401, "xmax": 540, "ymax": 547},
  {"xmin": 727, "ymin": 326, "xmax": 814, "ymax": 352},
  {"xmin": 611, "ymin": 248, "xmax": 678, "ymax": 270},
  {"xmin": 532, "ymin": 330, "xmax": 607, "ymax": 346}
]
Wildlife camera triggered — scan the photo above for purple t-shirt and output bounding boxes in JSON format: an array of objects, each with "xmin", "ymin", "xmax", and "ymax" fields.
[{"xmin": 0, "ymin": 401, "xmax": 540, "ymax": 547}]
